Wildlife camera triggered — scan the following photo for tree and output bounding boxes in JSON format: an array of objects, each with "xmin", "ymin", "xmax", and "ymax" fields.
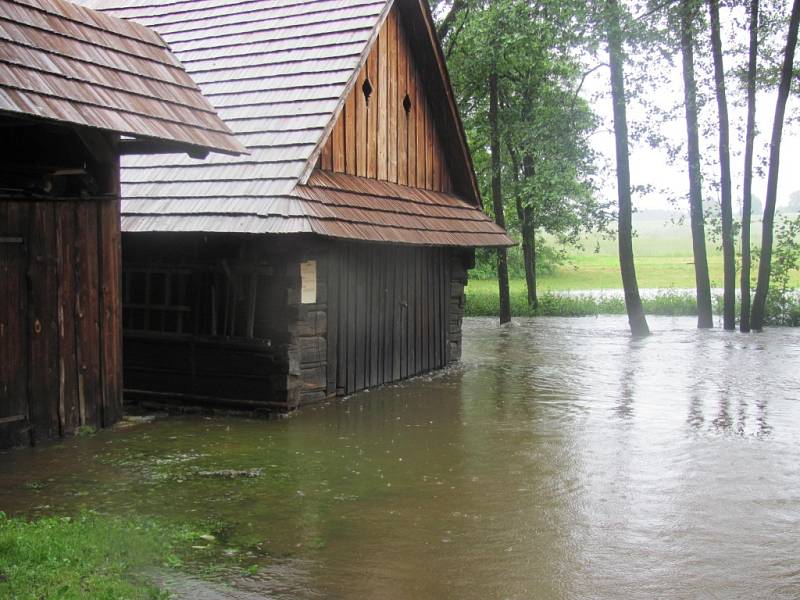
[
  {"xmin": 740, "ymin": 0, "xmax": 759, "ymax": 333},
  {"xmin": 441, "ymin": 0, "xmax": 605, "ymax": 310},
  {"xmin": 489, "ymin": 67, "xmax": 512, "ymax": 324},
  {"xmin": 751, "ymin": 0, "xmax": 800, "ymax": 330},
  {"xmin": 605, "ymin": 0, "xmax": 650, "ymax": 336},
  {"xmin": 678, "ymin": 0, "xmax": 714, "ymax": 328},
  {"xmin": 708, "ymin": 0, "xmax": 736, "ymax": 330}
]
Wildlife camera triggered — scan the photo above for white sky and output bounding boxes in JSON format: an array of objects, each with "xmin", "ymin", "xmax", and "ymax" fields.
[{"xmin": 583, "ymin": 7, "xmax": 800, "ymax": 213}]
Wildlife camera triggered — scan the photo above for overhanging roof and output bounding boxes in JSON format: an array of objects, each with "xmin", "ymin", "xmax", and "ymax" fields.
[
  {"xmin": 0, "ymin": 0, "xmax": 246, "ymax": 156},
  {"xmin": 75, "ymin": 0, "xmax": 513, "ymax": 247}
]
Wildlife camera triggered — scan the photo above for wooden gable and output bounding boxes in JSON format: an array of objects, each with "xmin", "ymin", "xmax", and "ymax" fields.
[{"xmin": 318, "ymin": 5, "xmax": 453, "ymax": 194}]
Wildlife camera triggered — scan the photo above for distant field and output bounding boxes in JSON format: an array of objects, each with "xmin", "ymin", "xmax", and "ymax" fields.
[{"xmin": 471, "ymin": 212, "xmax": 800, "ymax": 294}]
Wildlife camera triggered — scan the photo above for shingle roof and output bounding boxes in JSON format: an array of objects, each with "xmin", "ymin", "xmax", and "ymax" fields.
[
  {"xmin": 77, "ymin": 0, "xmax": 513, "ymax": 247},
  {"xmin": 0, "ymin": 0, "xmax": 245, "ymax": 155}
]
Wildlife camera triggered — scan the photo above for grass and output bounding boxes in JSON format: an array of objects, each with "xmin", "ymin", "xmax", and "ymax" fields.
[
  {"xmin": 466, "ymin": 212, "xmax": 800, "ymax": 317},
  {"xmin": 0, "ymin": 511, "xmax": 207, "ymax": 600},
  {"xmin": 465, "ymin": 284, "xmax": 700, "ymax": 318}
]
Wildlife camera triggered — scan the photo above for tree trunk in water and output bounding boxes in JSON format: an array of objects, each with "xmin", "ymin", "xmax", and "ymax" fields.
[
  {"xmin": 523, "ymin": 206, "xmax": 538, "ymax": 308},
  {"xmin": 680, "ymin": 0, "xmax": 714, "ymax": 328},
  {"xmin": 740, "ymin": 0, "xmax": 759, "ymax": 333},
  {"xmin": 708, "ymin": 0, "xmax": 736, "ymax": 330},
  {"xmin": 522, "ymin": 155, "xmax": 538, "ymax": 308},
  {"xmin": 489, "ymin": 70, "xmax": 511, "ymax": 324},
  {"xmin": 751, "ymin": 0, "xmax": 800, "ymax": 330},
  {"xmin": 606, "ymin": 0, "xmax": 649, "ymax": 336},
  {"xmin": 507, "ymin": 141, "xmax": 538, "ymax": 309}
]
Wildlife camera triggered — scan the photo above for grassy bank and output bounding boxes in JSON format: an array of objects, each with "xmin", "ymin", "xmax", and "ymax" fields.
[
  {"xmin": 0, "ymin": 511, "xmax": 195, "ymax": 599},
  {"xmin": 465, "ymin": 281, "xmax": 700, "ymax": 317}
]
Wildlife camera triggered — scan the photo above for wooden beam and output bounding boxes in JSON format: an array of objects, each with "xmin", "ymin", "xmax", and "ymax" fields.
[
  {"xmin": 0, "ymin": 415, "xmax": 26, "ymax": 425},
  {"xmin": 119, "ymin": 139, "xmax": 209, "ymax": 159}
]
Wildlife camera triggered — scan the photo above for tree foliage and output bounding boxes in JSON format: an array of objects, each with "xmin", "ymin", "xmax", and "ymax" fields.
[{"xmin": 433, "ymin": 0, "xmax": 610, "ymax": 305}]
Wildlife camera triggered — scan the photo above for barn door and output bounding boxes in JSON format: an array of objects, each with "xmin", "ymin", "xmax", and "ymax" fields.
[
  {"xmin": 0, "ymin": 213, "xmax": 29, "ymax": 448},
  {"xmin": 331, "ymin": 244, "xmax": 450, "ymax": 397}
]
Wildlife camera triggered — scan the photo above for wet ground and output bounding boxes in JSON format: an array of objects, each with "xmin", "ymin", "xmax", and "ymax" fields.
[{"xmin": 1, "ymin": 316, "xmax": 799, "ymax": 599}]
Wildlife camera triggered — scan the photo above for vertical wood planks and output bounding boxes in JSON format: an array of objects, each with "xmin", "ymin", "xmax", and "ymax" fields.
[
  {"xmin": 27, "ymin": 203, "xmax": 59, "ymax": 443},
  {"xmin": 345, "ymin": 92, "xmax": 357, "ymax": 175},
  {"xmin": 377, "ymin": 23, "xmax": 388, "ymax": 181},
  {"xmin": 367, "ymin": 50, "xmax": 378, "ymax": 179},
  {"xmin": 75, "ymin": 201, "xmax": 101, "ymax": 429},
  {"xmin": 319, "ymin": 5, "xmax": 454, "ymax": 194},
  {"xmin": 0, "ymin": 202, "xmax": 29, "ymax": 447},
  {"xmin": 387, "ymin": 10, "xmax": 398, "ymax": 184},
  {"xmin": 397, "ymin": 28, "xmax": 408, "ymax": 187},
  {"xmin": 98, "ymin": 189, "xmax": 123, "ymax": 426},
  {"xmin": 56, "ymin": 204, "xmax": 79, "ymax": 434},
  {"xmin": 327, "ymin": 249, "xmax": 340, "ymax": 396},
  {"xmin": 356, "ymin": 67, "xmax": 368, "ymax": 178}
]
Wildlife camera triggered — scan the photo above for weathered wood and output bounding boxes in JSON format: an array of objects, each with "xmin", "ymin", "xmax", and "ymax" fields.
[
  {"xmin": 415, "ymin": 74, "xmax": 426, "ymax": 189},
  {"xmin": 345, "ymin": 92, "xmax": 357, "ymax": 175},
  {"xmin": 367, "ymin": 50, "xmax": 378, "ymax": 179},
  {"xmin": 319, "ymin": 5, "xmax": 454, "ymax": 193},
  {"xmin": 387, "ymin": 10, "xmax": 398, "ymax": 184},
  {"xmin": 0, "ymin": 202, "xmax": 29, "ymax": 448},
  {"xmin": 27, "ymin": 203, "xmax": 60, "ymax": 443},
  {"xmin": 327, "ymin": 250, "xmax": 339, "ymax": 396},
  {"xmin": 398, "ymin": 28, "xmax": 408, "ymax": 187},
  {"xmin": 407, "ymin": 64, "xmax": 417, "ymax": 188},
  {"xmin": 75, "ymin": 201, "xmax": 101, "ymax": 429},
  {"xmin": 98, "ymin": 191, "xmax": 123, "ymax": 426},
  {"xmin": 356, "ymin": 67, "xmax": 368, "ymax": 178},
  {"xmin": 56, "ymin": 203, "xmax": 79, "ymax": 435}
]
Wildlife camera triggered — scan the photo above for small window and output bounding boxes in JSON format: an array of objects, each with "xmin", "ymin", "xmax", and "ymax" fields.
[
  {"xmin": 403, "ymin": 93, "xmax": 412, "ymax": 114},
  {"xmin": 362, "ymin": 78, "xmax": 373, "ymax": 104}
]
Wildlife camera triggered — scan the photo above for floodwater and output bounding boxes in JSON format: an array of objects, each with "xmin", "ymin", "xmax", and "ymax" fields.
[{"xmin": 2, "ymin": 316, "xmax": 800, "ymax": 599}]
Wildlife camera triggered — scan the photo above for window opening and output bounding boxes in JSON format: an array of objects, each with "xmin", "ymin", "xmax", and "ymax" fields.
[
  {"xmin": 362, "ymin": 78, "xmax": 373, "ymax": 104},
  {"xmin": 403, "ymin": 93, "xmax": 412, "ymax": 114}
]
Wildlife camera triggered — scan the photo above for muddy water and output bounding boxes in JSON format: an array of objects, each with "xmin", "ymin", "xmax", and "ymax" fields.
[{"xmin": 2, "ymin": 316, "xmax": 800, "ymax": 599}]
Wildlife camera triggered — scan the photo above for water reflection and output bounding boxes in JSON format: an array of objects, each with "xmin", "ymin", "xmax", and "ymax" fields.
[{"xmin": 1, "ymin": 316, "xmax": 799, "ymax": 599}]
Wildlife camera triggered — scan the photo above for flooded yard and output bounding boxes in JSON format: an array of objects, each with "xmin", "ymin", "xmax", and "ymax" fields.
[{"xmin": 1, "ymin": 316, "xmax": 799, "ymax": 599}]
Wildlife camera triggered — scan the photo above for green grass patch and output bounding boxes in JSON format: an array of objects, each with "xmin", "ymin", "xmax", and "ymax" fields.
[
  {"xmin": 0, "ymin": 511, "xmax": 203, "ymax": 599},
  {"xmin": 464, "ymin": 283, "xmax": 701, "ymax": 318}
]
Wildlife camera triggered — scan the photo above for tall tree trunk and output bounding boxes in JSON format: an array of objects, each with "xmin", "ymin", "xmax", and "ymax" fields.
[
  {"xmin": 489, "ymin": 69, "xmax": 511, "ymax": 324},
  {"xmin": 751, "ymin": 0, "xmax": 800, "ymax": 330},
  {"xmin": 606, "ymin": 0, "xmax": 650, "ymax": 336},
  {"xmin": 708, "ymin": 0, "xmax": 736, "ymax": 330},
  {"xmin": 680, "ymin": 0, "xmax": 714, "ymax": 328},
  {"xmin": 740, "ymin": 0, "xmax": 759, "ymax": 333},
  {"xmin": 505, "ymin": 137, "xmax": 539, "ymax": 309},
  {"xmin": 521, "ymin": 155, "xmax": 538, "ymax": 308},
  {"xmin": 522, "ymin": 205, "xmax": 538, "ymax": 308}
]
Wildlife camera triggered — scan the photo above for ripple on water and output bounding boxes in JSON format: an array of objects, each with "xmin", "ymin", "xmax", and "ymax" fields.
[{"xmin": 1, "ymin": 315, "xmax": 799, "ymax": 599}]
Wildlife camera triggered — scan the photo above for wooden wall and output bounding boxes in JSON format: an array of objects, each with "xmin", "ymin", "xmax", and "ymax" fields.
[
  {"xmin": 319, "ymin": 6, "xmax": 453, "ymax": 193},
  {"xmin": 121, "ymin": 234, "xmax": 297, "ymax": 411},
  {"xmin": 116, "ymin": 235, "xmax": 471, "ymax": 413},
  {"xmin": 317, "ymin": 243, "xmax": 468, "ymax": 399},
  {"xmin": 0, "ymin": 196, "xmax": 123, "ymax": 448}
]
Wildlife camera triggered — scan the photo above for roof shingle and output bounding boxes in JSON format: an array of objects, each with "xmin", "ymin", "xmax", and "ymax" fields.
[
  {"xmin": 76, "ymin": 0, "xmax": 513, "ymax": 247},
  {"xmin": 0, "ymin": 0, "xmax": 245, "ymax": 155}
]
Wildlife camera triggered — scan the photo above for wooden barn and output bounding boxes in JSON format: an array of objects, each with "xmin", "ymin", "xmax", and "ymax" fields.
[
  {"xmin": 0, "ymin": 0, "xmax": 245, "ymax": 448},
  {"xmin": 81, "ymin": 0, "xmax": 514, "ymax": 411}
]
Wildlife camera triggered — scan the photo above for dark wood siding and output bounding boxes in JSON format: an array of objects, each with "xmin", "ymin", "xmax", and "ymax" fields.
[
  {"xmin": 319, "ymin": 6, "xmax": 453, "ymax": 194},
  {"xmin": 328, "ymin": 243, "xmax": 451, "ymax": 396},
  {"xmin": 0, "ymin": 196, "xmax": 122, "ymax": 448}
]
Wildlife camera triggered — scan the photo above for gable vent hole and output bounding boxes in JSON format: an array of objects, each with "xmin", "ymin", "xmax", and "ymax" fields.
[
  {"xmin": 403, "ymin": 94, "xmax": 412, "ymax": 114},
  {"xmin": 362, "ymin": 78, "xmax": 373, "ymax": 104}
]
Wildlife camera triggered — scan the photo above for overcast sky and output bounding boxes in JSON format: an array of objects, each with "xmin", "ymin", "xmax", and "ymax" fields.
[{"xmin": 583, "ymin": 7, "xmax": 800, "ymax": 214}]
